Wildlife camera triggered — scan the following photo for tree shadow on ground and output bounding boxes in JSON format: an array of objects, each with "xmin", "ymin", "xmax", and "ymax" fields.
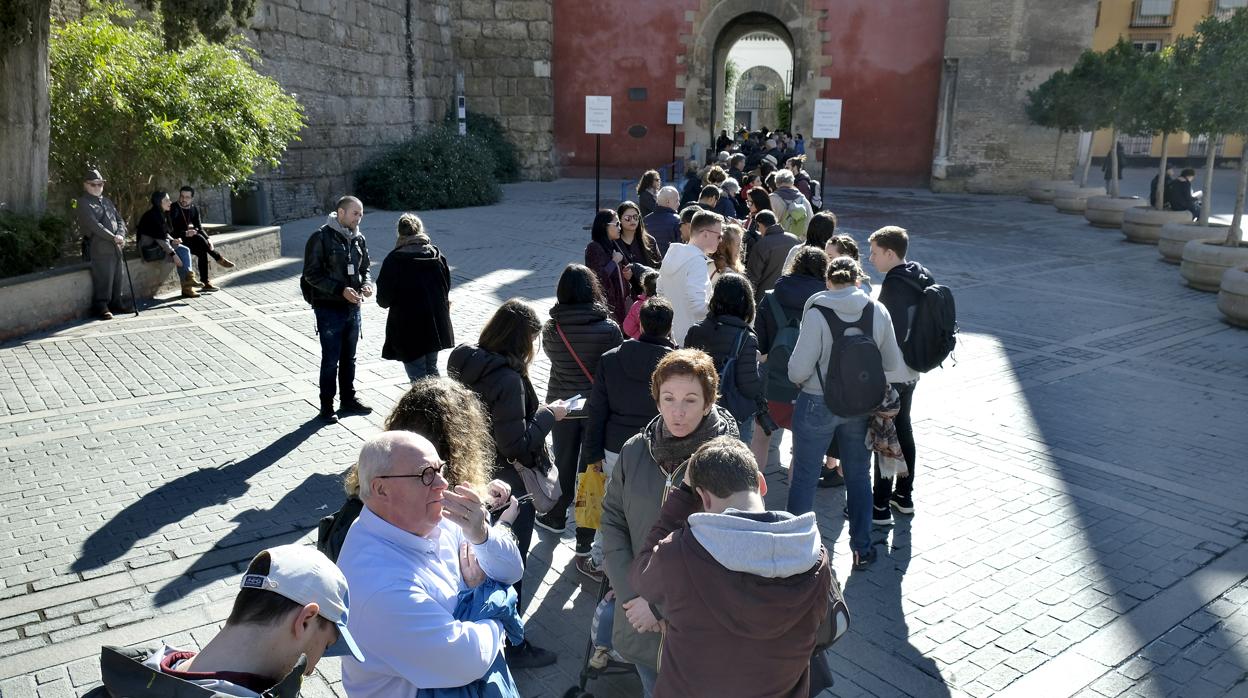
[{"xmin": 70, "ymin": 419, "xmax": 324, "ymax": 574}]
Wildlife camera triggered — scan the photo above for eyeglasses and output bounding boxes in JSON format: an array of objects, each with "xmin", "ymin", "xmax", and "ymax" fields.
[
  {"xmin": 375, "ymin": 462, "xmax": 446, "ymax": 486},
  {"xmin": 621, "ymin": 214, "xmax": 639, "ymax": 222},
  {"xmin": 607, "ymin": 220, "xmax": 620, "ymax": 227}
]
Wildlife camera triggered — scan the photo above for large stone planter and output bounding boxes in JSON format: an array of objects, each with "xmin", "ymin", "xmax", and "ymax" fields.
[
  {"xmin": 1218, "ymin": 265, "xmax": 1248, "ymax": 328},
  {"xmin": 1179, "ymin": 239, "xmax": 1248, "ymax": 292},
  {"xmin": 1121, "ymin": 207, "xmax": 1195, "ymax": 244},
  {"xmin": 1084, "ymin": 196, "xmax": 1142, "ymax": 228},
  {"xmin": 1026, "ymin": 179, "xmax": 1070, "ymax": 204},
  {"xmin": 1053, "ymin": 185, "xmax": 1106, "ymax": 214},
  {"xmin": 1159, "ymin": 222, "xmax": 1230, "ymax": 264}
]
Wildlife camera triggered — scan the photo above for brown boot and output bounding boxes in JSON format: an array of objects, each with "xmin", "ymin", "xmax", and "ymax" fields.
[
  {"xmin": 187, "ymin": 270, "xmax": 203, "ymax": 288},
  {"xmin": 215, "ymin": 256, "xmax": 235, "ymax": 268},
  {"xmin": 181, "ymin": 277, "xmax": 200, "ymax": 298}
]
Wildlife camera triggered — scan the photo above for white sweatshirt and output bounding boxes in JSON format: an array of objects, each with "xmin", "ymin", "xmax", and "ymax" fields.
[{"xmin": 657, "ymin": 242, "xmax": 714, "ymax": 346}]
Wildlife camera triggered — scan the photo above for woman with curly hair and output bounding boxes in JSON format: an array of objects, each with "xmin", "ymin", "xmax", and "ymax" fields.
[{"xmin": 710, "ymin": 223, "xmax": 745, "ymax": 284}]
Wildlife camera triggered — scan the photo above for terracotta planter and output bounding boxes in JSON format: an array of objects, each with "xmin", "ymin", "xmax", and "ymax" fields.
[
  {"xmin": 1158, "ymin": 222, "xmax": 1229, "ymax": 264},
  {"xmin": 1121, "ymin": 207, "xmax": 1195, "ymax": 244},
  {"xmin": 1052, "ymin": 185, "xmax": 1106, "ymax": 214},
  {"xmin": 1084, "ymin": 196, "xmax": 1142, "ymax": 228},
  {"xmin": 1218, "ymin": 265, "xmax": 1248, "ymax": 328},
  {"xmin": 1026, "ymin": 179, "xmax": 1070, "ymax": 204},
  {"xmin": 1179, "ymin": 239, "xmax": 1248, "ymax": 292}
]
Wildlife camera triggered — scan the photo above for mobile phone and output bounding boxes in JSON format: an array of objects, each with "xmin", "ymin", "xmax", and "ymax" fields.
[{"xmin": 490, "ymin": 493, "xmax": 534, "ymax": 513}]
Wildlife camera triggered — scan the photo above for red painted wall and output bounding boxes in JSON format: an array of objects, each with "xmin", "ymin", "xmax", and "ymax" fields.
[{"xmin": 551, "ymin": 0, "xmax": 948, "ymax": 187}]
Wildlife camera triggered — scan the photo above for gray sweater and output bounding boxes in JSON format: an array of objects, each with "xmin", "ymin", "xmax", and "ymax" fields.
[{"xmin": 787, "ymin": 286, "xmax": 907, "ymax": 395}]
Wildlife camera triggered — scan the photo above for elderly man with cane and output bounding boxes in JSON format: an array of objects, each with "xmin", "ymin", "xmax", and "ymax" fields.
[{"xmin": 77, "ymin": 168, "xmax": 134, "ymax": 320}]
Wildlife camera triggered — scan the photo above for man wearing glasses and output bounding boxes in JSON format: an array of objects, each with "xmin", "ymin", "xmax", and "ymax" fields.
[
  {"xmin": 76, "ymin": 168, "xmax": 130, "ymax": 319},
  {"xmin": 337, "ymin": 431, "xmax": 523, "ymax": 696},
  {"xmin": 657, "ymin": 210, "xmax": 723, "ymax": 346}
]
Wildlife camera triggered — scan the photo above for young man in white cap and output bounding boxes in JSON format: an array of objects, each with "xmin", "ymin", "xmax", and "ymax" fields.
[{"xmin": 91, "ymin": 544, "xmax": 363, "ymax": 697}]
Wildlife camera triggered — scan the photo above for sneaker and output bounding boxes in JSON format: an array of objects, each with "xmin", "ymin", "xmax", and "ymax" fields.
[
  {"xmin": 200, "ymin": 283, "xmax": 220, "ymax": 292},
  {"xmin": 872, "ymin": 506, "xmax": 894, "ymax": 527},
  {"xmin": 818, "ymin": 469, "xmax": 845, "ymax": 488},
  {"xmin": 890, "ymin": 494, "xmax": 915, "ymax": 515},
  {"xmin": 575, "ymin": 556, "xmax": 605, "ymax": 584},
  {"xmin": 535, "ymin": 512, "xmax": 567, "ymax": 534},
  {"xmin": 339, "ymin": 398, "xmax": 372, "ymax": 415},
  {"xmin": 215, "ymin": 257, "xmax": 236, "ymax": 268},
  {"xmin": 574, "ymin": 541, "xmax": 592, "ymax": 558},
  {"xmin": 317, "ymin": 407, "xmax": 338, "ymax": 424},
  {"xmin": 505, "ymin": 640, "xmax": 557, "ymax": 669},
  {"xmin": 853, "ymin": 546, "xmax": 877, "ymax": 570}
]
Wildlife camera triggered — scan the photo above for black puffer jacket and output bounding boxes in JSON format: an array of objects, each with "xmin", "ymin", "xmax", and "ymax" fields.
[
  {"xmin": 683, "ymin": 314, "xmax": 766, "ymax": 420},
  {"xmin": 541, "ymin": 303, "xmax": 623, "ymax": 404},
  {"xmin": 449, "ymin": 344, "xmax": 555, "ymax": 473},
  {"xmin": 755, "ymin": 273, "xmax": 825, "ymax": 355},
  {"xmin": 376, "ymin": 238, "xmax": 454, "ymax": 361},
  {"xmin": 583, "ymin": 334, "xmax": 675, "ymax": 462}
]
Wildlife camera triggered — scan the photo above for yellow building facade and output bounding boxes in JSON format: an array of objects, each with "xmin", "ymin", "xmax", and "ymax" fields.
[{"xmin": 1091, "ymin": 0, "xmax": 1246, "ymax": 161}]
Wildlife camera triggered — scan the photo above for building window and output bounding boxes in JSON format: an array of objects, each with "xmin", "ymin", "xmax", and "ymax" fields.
[
  {"xmin": 934, "ymin": 58, "xmax": 959, "ymax": 160},
  {"xmin": 1132, "ymin": 0, "xmax": 1176, "ymax": 26},
  {"xmin": 1214, "ymin": 0, "xmax": 1247, "ymax": 18},
  {"xmin": 1132, "ymin": 39, "xmax": 1163, "ymax": 52},
  {"xmin": 1188, "ymin": 134, "xmax": 1227, "ymax": 158},
  {"xmin": 1121, "ymin": 135, "xmax": 1154, "ymax": 156}
]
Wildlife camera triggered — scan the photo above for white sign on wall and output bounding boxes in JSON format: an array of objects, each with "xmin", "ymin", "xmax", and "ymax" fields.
[
  {"xmin": 586, "ymin": 96, "xmax": 612, "ymax": 134},
  {"xmin": 666, "ymin": 101, "xmax": 684, "ymax": 126},
  {"xmin": 813, "ymin": 99, "xmax": 843, "ymax": 139}
]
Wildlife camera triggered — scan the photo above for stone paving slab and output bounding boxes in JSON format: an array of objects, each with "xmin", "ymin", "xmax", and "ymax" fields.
[{"xmin": 0, "ymin": 177, "xmax": 1246, "ymax": 697}]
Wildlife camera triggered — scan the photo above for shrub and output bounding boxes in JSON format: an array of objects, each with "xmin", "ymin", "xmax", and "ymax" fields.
[
  {"xmin": 447, "ymin": 111, "xmax": 523, "ymax": 183},
  {"xmin": 355, "ymin": 126, "xmax": 503, "ymax": 211},
  {"xmin": 0, "ymin": 211, "xmax": 70, "ymax": 279}
]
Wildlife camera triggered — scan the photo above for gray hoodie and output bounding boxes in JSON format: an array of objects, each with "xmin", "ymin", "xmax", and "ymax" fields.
[
  {"xmin": 787, "ymin": 286, "xmax": 906, "ymax": 394},
  {"xmin": 689, "ymin": 509, "xmax": 821, "ymax": 577}
]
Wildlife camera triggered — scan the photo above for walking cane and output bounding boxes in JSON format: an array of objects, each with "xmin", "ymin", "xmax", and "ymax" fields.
[{"xmin": 117, "ymin": 243, "xmax": 140, "ymax": 316}]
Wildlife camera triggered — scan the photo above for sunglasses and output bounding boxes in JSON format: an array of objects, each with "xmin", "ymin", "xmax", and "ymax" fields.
[
  {"xmin": 375, "ymin": 462, "xmax": 446, "ymax": 486},
  {"xmin": 621, "ymin": 214, "xmax": 639, "ymax": 222}
]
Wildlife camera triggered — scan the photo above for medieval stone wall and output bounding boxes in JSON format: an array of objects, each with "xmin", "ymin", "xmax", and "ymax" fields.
[
  {"xmin": 452, "ymin": 0, "xmax": 556, "ymax": 180},
  {"xmin": 933, "ymin": 0, "xmax": 1097, "ymax": 193}
]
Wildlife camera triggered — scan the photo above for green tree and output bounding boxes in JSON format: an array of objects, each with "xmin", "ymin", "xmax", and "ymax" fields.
[
  {"xmin": 1068, "ymin": 41, "xmax": 1146, "ymax": 195},
  {"xmin": 776, "ymin": 95, "xmax": 791, "ymax": 134},
  {"xmin": 1025, "ymin": 69, "xmax": 1083, "ymax": 180},
  {"xmin": 1189, "ymin": 8, "xmax": 1248, "ymax": 246},
  {"xmin": 723, "ymin": 59, "xmax": 740, "ymax": 130},
  {"xmin": 1172, "ymin": 34, "xmax": 1220, "ymax": 227},
  {"xmin": 0, "ymin": 0, "xmax": 256, "ymax": 215},
  {"xmin": 49, "ymin": 3, "xmax": 304, "ymax": 224},
  {"xmin": 1120, "ymin": 47, "xmax": 1184, "ymax": 210}
]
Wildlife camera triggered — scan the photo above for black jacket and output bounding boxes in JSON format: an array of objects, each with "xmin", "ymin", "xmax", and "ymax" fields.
[
  {"xmin": 86, "ymin": 644, "xmax": 305, "ymax": 698},
  {"xmin": 583, "ymin": 334, "xmax": 674, "ymax": 461},
  {"xmin": 755, "ymin": 273, "xmax": 825, "ymax": 355},
  {"xmin": 745, "ymin": 224, "xmax": 800, "ymax": 294},
  {"xmin": 639, "ymin": 188, "xmax": 659, "ymax": 217},
  {"xmin": 681, "ymin": 174, "xmax": 702, "ymax": 207},
  {"xmin": 1150, "ymin": 173, "xmax": 1174, "ymax": 209},
  {"xmin": 168, "ymin": 204, "xmax": 204, "ymax": 239},
  {"xmin": 683, "ymin": 314, "xmax": 765, "ymax": 420},
  {"xmin": 449, "ymin": 344, "xmax": 555, "ymax": 473},
  {"xmin": 376, "ymin": 238, "xmax": 454, "ymax": 361},
  {"xmin": 541, "ymin": 303, "xmax": 623, "ymax": 403},
  {"xmin": 302, "ymin": 216, "xmax": 372, "ymax": 310},
  {"xmin": 878, "ymin": 261, "xmax": 934, "ymax": 345},
  {"xmin": 1169, "ymin": 178, "xmax": 1199, "ymax": 212},
  {"xmin": 136, "ymin": 207, "xmax": 173, "ymax": 244},
  {"xmin": 644, "ymin": 206, "xmax": 680, "ymax": 260}
]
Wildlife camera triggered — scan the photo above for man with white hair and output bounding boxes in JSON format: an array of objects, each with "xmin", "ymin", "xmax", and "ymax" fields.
[
  {"xmin": 644, "ymin": 186, "xmax": 683, "ymax": 259},
  {"xmin": 770, "ymin": 169, "xmax": 814, "ymax": 239},
  {"xmin": 337, "ymin": 431, "xmax": 523, "ymax": 696}
]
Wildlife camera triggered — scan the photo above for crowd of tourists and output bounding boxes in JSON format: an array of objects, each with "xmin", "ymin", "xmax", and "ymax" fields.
[{"xmin": 87, "ymin": 148, "xmax": 957, "ymax": 697}]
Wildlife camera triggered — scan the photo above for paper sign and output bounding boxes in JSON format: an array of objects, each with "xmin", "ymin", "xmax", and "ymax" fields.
[
  {"xmin": 813, "ymin": 99, "xmax": 843, "ymax": 139},
  {"xmin": 666, "ymin": 101, "xmax": 684, "ymax": 125},
  {"xmin": 586, "ymin": 96, "xmax": 612, "ymax": 134}
]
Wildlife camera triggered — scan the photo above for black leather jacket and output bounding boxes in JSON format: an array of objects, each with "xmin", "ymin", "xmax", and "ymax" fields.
[{"xmin": 302, "ymin": 215, "xmax": 372, "ymax": 309}]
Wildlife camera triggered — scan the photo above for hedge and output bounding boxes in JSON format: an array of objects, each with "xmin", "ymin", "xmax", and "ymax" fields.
[{"xmin": 355, "ymin": 126, "xmax": 503, "ymax": 211}]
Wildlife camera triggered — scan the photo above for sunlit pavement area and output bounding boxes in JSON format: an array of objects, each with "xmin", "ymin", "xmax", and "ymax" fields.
[{"xmin": 1, "ymin": 172, "xmax": 1246, "ymax": 697}]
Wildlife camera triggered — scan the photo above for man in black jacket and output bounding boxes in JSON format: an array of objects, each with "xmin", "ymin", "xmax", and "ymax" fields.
[
  {"xmin": 170, "ymin": 186, "xmax": 234, "ymax": 292},
  {"xmin": 302, "ymin": 196, "xmax": 373, "ymax": 423},
  {"xmin": 578, "ymin": 297, "xmax": 676, "ymax": 578},
  {"xmin": 745, "ymin": 211, "xmax": 801, "ymax": 294},
  {"xmin": 1168, "ymin": 168, "xmax": 1202, "ymax": 220},
  {"xmin": 1149, "ymin": 164, "xmax": 1176, "ymax": 210},
  {"xmin": 643, "ymin": 186, "xmax": 682, "ymax": 260}
]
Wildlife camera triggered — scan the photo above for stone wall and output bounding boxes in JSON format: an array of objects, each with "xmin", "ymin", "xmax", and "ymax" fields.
[
  {"xmin": 452, "ymin": 0, "xmax": 556, "ymax": 180},
  {"xmin": 932, "ymin": 0, "xmax": 1097, "ymax": 193}
]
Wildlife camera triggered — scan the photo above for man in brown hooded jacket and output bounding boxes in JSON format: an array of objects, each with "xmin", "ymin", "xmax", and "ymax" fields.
[{"xmin": 630, "ymin": 436, "xmax": 831, "ymax": 698}]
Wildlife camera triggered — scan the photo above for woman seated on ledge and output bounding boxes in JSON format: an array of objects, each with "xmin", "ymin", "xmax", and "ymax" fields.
[{"xmin": 137, "ymin": 191, "xmax": 199, "ymax": 299}]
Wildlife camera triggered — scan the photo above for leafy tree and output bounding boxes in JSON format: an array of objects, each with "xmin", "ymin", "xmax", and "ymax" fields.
[
  {"xmin": 1172, "ymin": 34, "xmax": 1220, "ymax": 227},
  {"xmin": 1120, "ymin": 47, "xmax": 1184, "ymax": 210},
  {"xmin": 723, "ymin": 59, "xmax": 740, "ymax": 130},
  {"xmin": 1189, "ymin": 8, "xmax": 1248, "ymax": 246},
  {"xmin": 1025, "ymin": 69, "xmax": 1083, "ymax": 180},
  {"xmin": 776, "ymin": 95, "xmax": 792, "ymax": 134},
  {"xmin": 49, "ymin": 3, "xmax": 304, "ymax": 224},
  {"xmin": 1068, "ymin": 41, "xmax": 1146, "ymax": 195},
  {"xmin": 355, "ymin": 125, "xmax": 502, "ymax": 211}
]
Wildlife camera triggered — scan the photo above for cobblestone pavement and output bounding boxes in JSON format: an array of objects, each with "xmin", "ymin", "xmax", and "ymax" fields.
[{"xmin": 1, "ymin": 177, "xmax": 1247, "ymax": 697}]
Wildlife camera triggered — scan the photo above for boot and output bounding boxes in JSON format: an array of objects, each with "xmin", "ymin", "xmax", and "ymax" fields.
[
  {"xmin": 215, "ymin": 256, "xmax": 236, "ymax": 268},
  {"xmin": 187, "ymin": 270, "xmax": 203, "ymax": 288},
  {"xmin": 181, "ymin": 276, "xmax": 200, "ymax": 298}
]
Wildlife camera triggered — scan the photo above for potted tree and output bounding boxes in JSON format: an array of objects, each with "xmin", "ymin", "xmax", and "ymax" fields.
[
  {"xmin": 1219, "ymin": 265, "xmax": 1248, "ymax": 327},
  {"xmin": 1120, "ymin": 46, "xmax": 1194, "ymax": 243},
  {"xmin": 1025, "ymin": 70, "xmax": 1081, "ymax": 203},
  {"xmin": 1159, "ymin": 33, "xmax": 1231, "ymax": 262},
  {"xmin": 1179, "ymin": 9, "xmax": 1248, "ymax": 298},
  {"xmin": 1052, "ymin": 50, "xmax": 1108, "ymax": 214},
  {"xmin": 1080, "ymin": 41, "xmax": 1145, "ymax": 228}
]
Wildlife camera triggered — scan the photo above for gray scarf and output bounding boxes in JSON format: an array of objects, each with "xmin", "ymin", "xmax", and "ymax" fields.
[{"xmin": 649, "ymin": 406, "xmax": 738, "ymax": 473}]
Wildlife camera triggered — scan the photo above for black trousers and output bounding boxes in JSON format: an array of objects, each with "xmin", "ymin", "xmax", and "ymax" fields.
[
  {"xmin": 873, "ymin": 381, "xmax": 917, "ymax": 508},
  {"xmin": 494, "ymin": 463, "xmax": 536, "ymax": 611},
  {"xmin": 181, "ymin": 233, "xmax": 221, "ymax": 283},
  {"xmin": 549, "ymin": 418, "xmax": 586, "ymax": 523}
]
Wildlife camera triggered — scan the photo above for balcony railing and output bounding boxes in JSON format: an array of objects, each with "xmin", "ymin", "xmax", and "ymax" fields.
[
  {"xmin": 1210, "ymin": 0, "xmax": 1247, "ymax": 19},
  {"xmin": 1131, "ymin": 0, "xmax": 1176, "ymax": 26}
]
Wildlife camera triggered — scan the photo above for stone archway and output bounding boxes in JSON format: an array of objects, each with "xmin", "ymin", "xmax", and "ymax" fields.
[{"xmin": 679, "ymin": 0, "xmax": 827, "ymax": 162}]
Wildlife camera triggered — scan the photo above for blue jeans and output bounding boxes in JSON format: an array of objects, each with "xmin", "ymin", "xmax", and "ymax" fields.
[
  {"xmin": 736, "ymin": 417, "xmax": 755, "ymax": 446},
  {"xmin": 314, "ymin": 306, "xmax": 361, "ymax": 405},
  {"xmin": 636, "ymin": 663, "xmax": 658, "ymax": 697},
  {"xmin": 173, "ymin": 245, "xmax": 193, "ymax": 281},
  {"xmin": 403, "ymin": 351, "xmax": 439, "ymax": 382},
  {"xmin": 787, "ymin": 392, "xmax": 871, "ymax": 555}
]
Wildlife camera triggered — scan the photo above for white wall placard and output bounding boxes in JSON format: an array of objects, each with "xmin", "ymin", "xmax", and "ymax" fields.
[
  {"xmin": 666, "ymin": 101, "xmax": 684, "ymax": 126},
  {"xmin": 813, "ymin": 99, "xmax": 843, "ymax": 139},
  {"xmin": 586, "ymin": 96, "xmax": 612, "ymax": 134}
]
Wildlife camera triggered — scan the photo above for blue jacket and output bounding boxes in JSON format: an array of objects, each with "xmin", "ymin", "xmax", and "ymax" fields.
[
  {"xmin": 644, "ymin": 206, "xmax": 681, "ymax": 260},
  {"xmin": 419, "ymin": 580, "xmax": 524, "ymax": 698}
]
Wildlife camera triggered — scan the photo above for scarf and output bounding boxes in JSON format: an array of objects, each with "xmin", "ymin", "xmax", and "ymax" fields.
[
  {"xmin": 395, "ymin": 233, "xmax": 431, "ymax": 250},
  {"xmin": 867, "ymin": 386, "xmax": 906, "ymax": 479},
  {"xmin": 650, "ymin": 406, "xmax": 737, "ymax": 473}
]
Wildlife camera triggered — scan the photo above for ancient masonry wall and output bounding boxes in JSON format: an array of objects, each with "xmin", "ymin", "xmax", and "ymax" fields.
[
  {"xmin": 933, "ymin": 0, "xmax": 1097, "ymax": 194},
  {"xmin": 452, "ymin": 0, "xmax": 556, "ymax": 180}
]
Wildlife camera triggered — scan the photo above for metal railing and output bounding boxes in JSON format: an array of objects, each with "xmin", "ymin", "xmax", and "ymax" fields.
[
  {"xmin": 1130, "ymin": 0, "xmax": 1177, "ymax": 26},
  {"xmin": 618, "ymin": 158, "xmax": 686, "ymax": 205},
  {"xmin": 1210, "ymin": 0, "xmax": 1246, "ymax": 18}
]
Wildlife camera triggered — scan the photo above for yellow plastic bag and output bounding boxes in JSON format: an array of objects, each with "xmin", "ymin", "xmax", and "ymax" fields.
[{"xmin": 574, "ymin": 461, "xmax": 607, "ymax": 530}]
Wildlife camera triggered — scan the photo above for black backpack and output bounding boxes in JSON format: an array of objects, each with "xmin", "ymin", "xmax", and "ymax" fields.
[
  {"xmin": 898, "ymin": 276, "xmax": 957, "ymax": 372},
  {"xmin": 763, "ymin": 292, "xmax": 802, "ymax": 402},
  {"xmin": 717, "ymin": 327, "xmax": 757, "ymax": 421},
  {"xmin": 814, "ymin": 305, "xmax": 887, "ymax": 418},
  {"xmin": 299, "ymin": 228, "xmax": 328, "ymax": 305}
]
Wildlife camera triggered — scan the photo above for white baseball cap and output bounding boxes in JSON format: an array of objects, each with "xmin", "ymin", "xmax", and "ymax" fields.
[{"xmin": 240, "ymin": 544, "xmax": 365, "ymax": 662}]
